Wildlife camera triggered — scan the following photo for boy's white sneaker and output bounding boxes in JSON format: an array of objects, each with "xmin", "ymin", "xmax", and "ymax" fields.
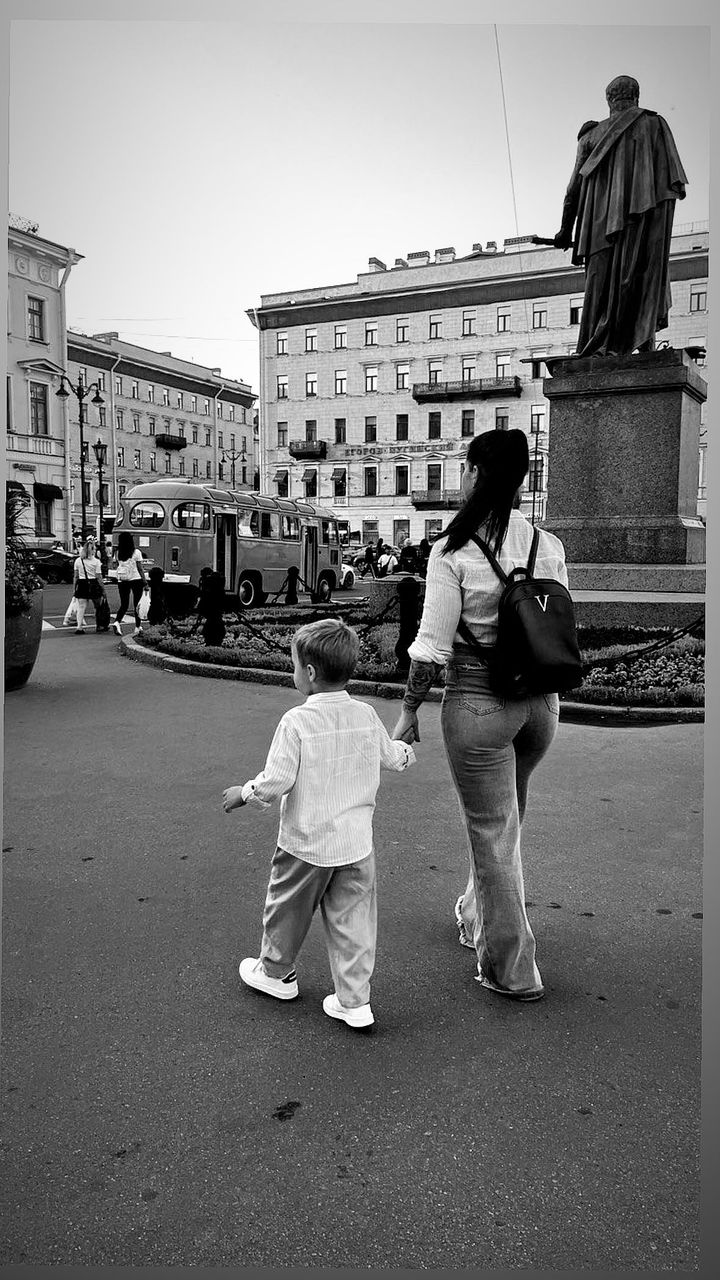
[
  {"xmin": 239, "ymin": 956, "xmax": 298, "ymax": 1000},
  {"xmin": 322, "ymin": 993, "xmax": 374, "ymax": 1029}
]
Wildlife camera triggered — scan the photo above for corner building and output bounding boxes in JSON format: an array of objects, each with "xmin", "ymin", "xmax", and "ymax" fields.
[
  {"xmin": 249, "ymin": 226, "xmax": 708, "ymax": 546},
  {"xmin": 6, "ymin": 217, "xmax": 82, "ymax": 546}
]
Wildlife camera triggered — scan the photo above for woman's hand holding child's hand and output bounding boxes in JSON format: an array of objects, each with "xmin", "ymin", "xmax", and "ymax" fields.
[
  {"xmin": 223, "ymin": 786, "xmax": 246, "ymax": 812},
  {"xmin": 391, "ymin": 708, "xmax": 420, "ymax": 744}
]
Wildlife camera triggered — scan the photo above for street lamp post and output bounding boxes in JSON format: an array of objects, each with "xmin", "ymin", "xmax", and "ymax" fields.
[
  {"xmin": 56, "ymin": 374, "xmax": 104, "ymax": 539},
  {"xmin": 92, "ymin": 437, "xmax": 109, "ymax": 577},
  {"xmin": 220, "ymin": 447, "xmax": 246, "ymax": 489}
]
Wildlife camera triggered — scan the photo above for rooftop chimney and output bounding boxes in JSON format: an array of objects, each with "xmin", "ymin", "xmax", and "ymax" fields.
[
  {"xmin": 92, "ymin": 332, "xmax": 119, "ymax": 342},
  {"xmin": 367, "ymin": 257, "xmax": 387, "ymax": 273},
  {"xmin": 434, "ymin": 246, "xmax": 456, "ymax": 264},
  {"xmin": 392, "ymin": 257, "xmax": 408, "ymax": 269},
  {"xmin": 407, "ymin": 250, "xmax": 430, "ymax": 268},
  {"xmin": 486, "ymin": 241, "xmax": 497, "ymax": 252},
  {"xmin": 472, "ymin": 242, "xmax": 484, "ymax": 253}
]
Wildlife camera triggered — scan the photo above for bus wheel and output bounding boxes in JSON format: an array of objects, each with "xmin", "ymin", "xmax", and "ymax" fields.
[
  {"xmin": 238, "ymin": 574, "xmax": 264, "ymax": 608},
  {"xmin": 312, "ymin": 574, "xmax": 333, "ymax": 605}
]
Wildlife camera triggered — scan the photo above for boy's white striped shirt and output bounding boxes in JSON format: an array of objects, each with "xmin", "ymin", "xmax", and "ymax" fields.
[
  {"xmin": 408, "ymin": 509, "xmax": 569, "ymax": 665},
  {"xmin": 240, "ymin": 691, "xmax": 415, "ymax": 867}
]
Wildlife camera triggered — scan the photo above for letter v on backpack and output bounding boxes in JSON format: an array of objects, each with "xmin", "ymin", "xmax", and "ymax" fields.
[{"xmin": 457, "ymin": 528, "xmax": 583, "ymax": 698}]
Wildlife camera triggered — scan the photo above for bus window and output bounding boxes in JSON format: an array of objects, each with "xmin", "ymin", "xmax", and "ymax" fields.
[
  {"xmin": 281, "ymin": 514, "xmax": 300, "ymax": 540},
  {"xmin": 129, "ymin": 501, "xmax": 166, "ymax": 528},
  {"xmin": 172, "ymin": 502, "xmax": 211, "ymax": 531},
  {"xmin": 260, "ymin": 512, "xmax": 278, "ymax": 539},
  {"xmin": 321, "ymin": 519, "xmax": 339, "ymax": 544},
  {"xmin": 238, "ymin": 510, "xmax": 260, "ymax": 538}
]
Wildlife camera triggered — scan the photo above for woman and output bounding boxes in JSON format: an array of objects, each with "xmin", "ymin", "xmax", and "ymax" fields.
[
  {"xmin": 392, "ymin": 430, "xmax": 568, "ymax": 1001},
  {"xmin": 72, "ymin": 538, "xmax": 104, "ymax": 635},
  {"xmin": 112, "ymin": 531, "xmax": 147, "ymax": 637}
]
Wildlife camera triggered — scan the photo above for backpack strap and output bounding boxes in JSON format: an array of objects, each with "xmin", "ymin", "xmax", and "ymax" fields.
[
  {"xmin": 526, "ymin": 526, "xmax": 540, "ymax": 576},
  {"xmin": 468, "ymin": 534, "xmax": 509, "ymax": 585}
]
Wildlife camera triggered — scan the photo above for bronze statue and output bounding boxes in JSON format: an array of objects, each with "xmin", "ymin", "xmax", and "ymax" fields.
[{"xmin": 554, "ymin": 75, "xmax": 687, "ymax": 358}]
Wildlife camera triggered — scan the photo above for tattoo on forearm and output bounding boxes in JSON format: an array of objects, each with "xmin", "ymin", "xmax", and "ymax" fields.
[{"xmin": 403, "ymin": 659, "xmax": 442, "ymax": 712}]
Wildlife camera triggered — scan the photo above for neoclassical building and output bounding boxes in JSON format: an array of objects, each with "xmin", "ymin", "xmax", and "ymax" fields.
[
  {"xmin": 6, "ymin": 216, "xmax": 82, "ymax": 545},
  {"xmin": 249, "ymin": 225, "xmax": 708, "ymax": 546},
  {"xmin": 65, "ymin": 332, "xmax": 258, "ymax": 533}
]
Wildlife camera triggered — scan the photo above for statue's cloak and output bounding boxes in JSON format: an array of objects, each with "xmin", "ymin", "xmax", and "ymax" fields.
[
  {"xmin": 562, "ymin": 107, "xmax": 688, "ymax": 356},
  {"xmin": 572, "ymin": 107, "xmax": 687, "ymax": 265}
]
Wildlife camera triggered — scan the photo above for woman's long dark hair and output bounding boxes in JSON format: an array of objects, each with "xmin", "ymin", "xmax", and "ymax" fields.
[
  {"xmin": 441, "ymin": 429, "xmax": 529, "ymax": 556},
  {"xmin": 117, "ymin": 531, "xmax": 136, "ymax": 562}
]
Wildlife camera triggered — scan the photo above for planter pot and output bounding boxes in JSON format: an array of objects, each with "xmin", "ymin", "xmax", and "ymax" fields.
[{"xmin": 4, "ymin": 588, "xmax": 44, "ymax": 691}]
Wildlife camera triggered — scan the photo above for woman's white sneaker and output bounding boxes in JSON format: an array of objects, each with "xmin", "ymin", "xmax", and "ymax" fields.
[
  {"xmin": 111, "ymin": 620, "xmax": 122, "ymax": 636},
  {"xmin": 322, "ymin": 993, "xmax": 374, "ymax": 1029},
  {"xmin": 239, "ymin": 957, "xmax": 298, "ymax": 1000}
]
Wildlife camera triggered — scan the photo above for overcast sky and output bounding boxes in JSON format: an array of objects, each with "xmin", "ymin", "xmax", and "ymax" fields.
[{"xmin": 8, "ymin": 15, "xmax": 710, "ymax": 388}]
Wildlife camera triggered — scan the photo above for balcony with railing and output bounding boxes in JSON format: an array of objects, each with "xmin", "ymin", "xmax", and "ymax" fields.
[
  {"xmin": 7, "ymin": 432, "xmax": 65, "ymax": 458},
  {"xmin": 288, "ymin": 439, "xmax": 327, "ymax": 460},
  {"xmin": 412, "ymin": 377, "xmax": 522, "ymax": 402},
  {"xmin": 411, "ymin": 488, "xmax": 463, "ymax": 509},
  {"xmin": 155, "ymin": 433, "xmax": 187, "ymax": 451}
]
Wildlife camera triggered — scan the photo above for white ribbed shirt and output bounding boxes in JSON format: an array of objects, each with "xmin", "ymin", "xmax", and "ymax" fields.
[
  {"xmin": 408, "ymin": 510, "xmax": 569, "ymax": 665},
  {"xmin": 240, "ymin": 691, "xmax": 415, "ymax": 867}
]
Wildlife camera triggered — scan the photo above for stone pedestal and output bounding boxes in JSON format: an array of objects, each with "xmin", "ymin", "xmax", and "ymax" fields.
[{"xmin": 542, "ymin": 349, "xmax": 706, "ymax": 564}]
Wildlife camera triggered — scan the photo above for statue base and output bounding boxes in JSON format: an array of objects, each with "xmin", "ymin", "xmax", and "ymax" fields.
[{"xmin": 542, "ymin": 348, "xmax": 706, "ymax": 564}]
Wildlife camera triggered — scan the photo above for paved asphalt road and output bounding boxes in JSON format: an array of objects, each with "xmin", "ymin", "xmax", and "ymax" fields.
[{"xmin": 0, "ymin": 600, "xmax": 703, "ymax": 1268}]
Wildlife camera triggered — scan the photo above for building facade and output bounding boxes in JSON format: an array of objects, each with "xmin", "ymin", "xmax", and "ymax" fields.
[
  {"xmin": 249, "ymin": 225, "xmax": 708, "ymax": 546},
  {"xmin": 65, "ymin": 333, "xmax": 258, "ymax": 536},
  {"xmin": 6, "ymin": 217, "xmax": 259, "ymax": 548},
  {"xmin": 6, "ymin": 216, "xmax": 82, "ymax": 545}
]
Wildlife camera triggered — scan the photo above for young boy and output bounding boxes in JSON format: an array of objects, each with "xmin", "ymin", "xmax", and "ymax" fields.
[{"xmin": 222, "ymin": 618, "xmax": 415, "ymax": 1030}]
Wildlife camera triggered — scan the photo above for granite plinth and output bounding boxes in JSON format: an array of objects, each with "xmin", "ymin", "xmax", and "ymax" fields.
[{"xmin": 543, "ymin": 349, "xmax": 707, "ymax": 564}]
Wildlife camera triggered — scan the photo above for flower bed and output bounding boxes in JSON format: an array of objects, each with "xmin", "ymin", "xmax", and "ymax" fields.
[{"xmin": 137, "ymin": 611, "xmax": 704, "ymax": 708}]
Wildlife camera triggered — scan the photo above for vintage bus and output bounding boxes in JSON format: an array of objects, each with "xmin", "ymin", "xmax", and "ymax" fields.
[{"xmin": 112, "ymin": 481, "xmax": 343, "ymax": 608}]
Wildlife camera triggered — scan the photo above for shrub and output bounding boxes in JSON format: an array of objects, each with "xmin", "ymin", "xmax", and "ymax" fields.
[
  {"xmin": 138, "ymin": 607, "xmax": 703, "ymax": 707},
  {"xmin": 5, "ymin": 488, "xmax": 43, "ymax": 618}
]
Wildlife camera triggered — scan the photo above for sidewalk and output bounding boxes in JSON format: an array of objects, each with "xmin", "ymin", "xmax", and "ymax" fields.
[{"xmin": 0, "ymin": 629, "xmax": 703, "ymax": 1268}]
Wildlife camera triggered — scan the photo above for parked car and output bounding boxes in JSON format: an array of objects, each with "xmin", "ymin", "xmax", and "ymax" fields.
[
  {"xmin": 31, "ymin": 547, "xmax": 75, "ymax": 584},
  {"xmin": 339, "ymin": 562, "xmax": 356, "ymax": 590}
]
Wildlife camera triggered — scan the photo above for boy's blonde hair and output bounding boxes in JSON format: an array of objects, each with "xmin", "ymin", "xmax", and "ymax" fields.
[{"xmin": 293, "ymin": 618, "xmax": 360, "ymax": 685}]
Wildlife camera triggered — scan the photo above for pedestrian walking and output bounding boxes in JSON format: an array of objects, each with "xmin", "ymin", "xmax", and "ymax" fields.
[
  {"xmin": 223, "ymin": 618, "xmax": 415, "ymax": 1030},
  {"xmin": 391, "ymin": 429, "xmax": 569, "ymax": 1002},
  {"xmin": 377, "ymin": 547, "xmax": 398, "ymax": 578},
  {"xmin": 361, "ymin": 543, "xmax": 376, "ymax": 579},
  {"xmin": 111, "ymin": 531, "xmax": 147, "ymax": 637},
  {"xmin": 71, "ymin": 538, "xmax": 104, "ymax": 635}
]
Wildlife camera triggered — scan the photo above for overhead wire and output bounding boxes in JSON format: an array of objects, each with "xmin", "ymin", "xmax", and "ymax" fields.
[{"xmin": 493, "ymin": 25, "xmax": 544, "ymax": 525}]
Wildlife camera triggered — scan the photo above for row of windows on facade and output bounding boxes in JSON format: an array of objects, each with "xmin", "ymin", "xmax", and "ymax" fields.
[
  {"xmin": 275, "ymin": 406, "xmax": 546, "ymax": 446},
  {"xmin": 277, "ymin": 307, "xmax": 574, "ymax": 354},
  {"xmin": 277, "ymin": 457, "xmax": 545, "ymax": 501},
  {"xmin": 76, "ymin": 440, "xmax": 248, "ymax": 483},
  {"xmin": 276, "ymin": 332, "xmax": 710, "ymax": 397},
  {"xmin": 17, "ymin": 379, "xmax": 250, "ymax": 449},
  {"xmin": 272, "ymin": 285, "xmax": 708, "ymax": 354},
  {"xmin": 278, "ymin": 354, "xmax": 543, "ymax": 397},
  {"xmin": 70, "ymin": 366, "xmax": 245, "ymax": 419}
]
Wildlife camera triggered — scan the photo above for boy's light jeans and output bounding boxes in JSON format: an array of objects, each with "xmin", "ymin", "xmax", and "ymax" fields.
[
  {"xmin": 259, "ymin": 847, "xmax": 377, "ymax": 1008},
  {"xmin": 441, "ymin": 653, "xmax": 559, "ymax": 994}
]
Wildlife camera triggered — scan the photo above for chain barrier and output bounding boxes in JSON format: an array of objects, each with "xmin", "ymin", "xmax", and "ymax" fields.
[
  {"xmin": 583, "ymin": 615, "xmax": 704, "ymax": 672},
  {"xmin": 180, "ymin": 581, "xmax": 405, "ymax": 659}
]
